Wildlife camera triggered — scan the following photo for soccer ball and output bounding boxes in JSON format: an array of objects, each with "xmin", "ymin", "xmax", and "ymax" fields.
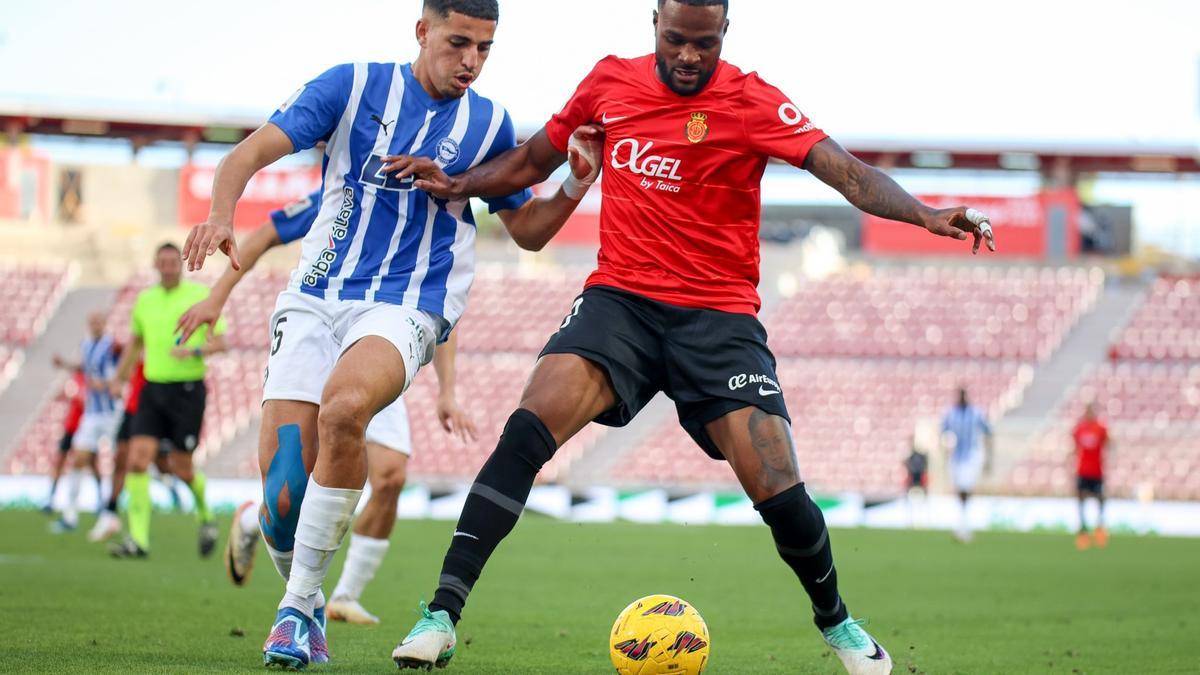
[{"xmin": 609, "ymin": 594, "xmax": 710, "ymax": 675}]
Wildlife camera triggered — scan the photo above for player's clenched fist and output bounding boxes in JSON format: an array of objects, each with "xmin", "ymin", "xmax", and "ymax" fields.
[
  {"xmin": 922, "ymin": 207, "xmax": 996, "ymax": 255},
  {"xmin": 183, "ymin": 221, "xmax": 241, "ymax": 272}
]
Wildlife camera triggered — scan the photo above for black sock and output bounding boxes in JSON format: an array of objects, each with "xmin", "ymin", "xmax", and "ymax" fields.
[
  {"xmin": 755, "ymin": 483, "xmax": 849, "ymax": 630},
  {"xmin": 429, "ymin": 409, "xmax": 557, "ymax": 624},
  {"xmin": 105, "ymin": 495, "xmax": 118, "ymax": 513}
]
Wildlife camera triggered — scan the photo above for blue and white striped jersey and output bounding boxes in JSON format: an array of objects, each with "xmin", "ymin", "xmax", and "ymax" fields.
[
  {"xmin": 80, "ymin": 335, "xmax": 118, "ymax": 415},
  {"xmin": 942, "ymin": 405, "xmax": 992, "ymax": 462},
  {"xmin": 270, "ymin": 190, "xmax": 322, "ymax": 245},
  {"xmin": 268, "ymin": 62, "xmax": 531, "ymax": 332}
]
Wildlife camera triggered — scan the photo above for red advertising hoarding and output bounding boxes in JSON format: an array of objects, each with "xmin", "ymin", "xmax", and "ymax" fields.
[
  {"xmin": 0, "ymin": 149, "xmax": 52, "ymax": 222},
  {"xmin": 179, "ymin": 164, "xmax": 321, "ymax": 229},
  {"xmin": 862, "ymin": 190, "xmax": 1080, "ymax": 258}
]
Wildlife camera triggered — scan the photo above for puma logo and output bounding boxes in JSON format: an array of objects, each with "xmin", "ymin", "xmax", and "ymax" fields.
[{"xmin": 370, "ymin": 114, "xmax": 395, "ymax": 135}]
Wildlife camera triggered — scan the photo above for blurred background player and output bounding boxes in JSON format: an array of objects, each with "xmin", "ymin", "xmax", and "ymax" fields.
[
  {"xmin": 42, "ymin": 367, "xmax": 86, "ymax": 514},
  {"xmin": 178, "ymin": 192, "xmax": 478, "ymax": 625},
  {"xmin": 1073, "ymin": 403, "xmax": 1110, "ymax": 549},
  {"xmin": 941, "ymin": 387, "xmax": 994, "ymax": 542},
  {"xmin": 48, "ymin": 311, "xmax": 119, "ymax": 533},
  {"xmin": 109, "ymin": 243, "xmax": 227, "ymax": 558},
  {"xmin": 903, "ymin": 436, "xmax": 929, "ymax": 528}
]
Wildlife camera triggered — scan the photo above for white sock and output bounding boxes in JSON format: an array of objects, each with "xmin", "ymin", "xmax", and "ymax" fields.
[
  {"xmin": 265, "ymin": 542, "xmax": 293, "ymax": 581},
  {"xmin": 64, "ymin": 470, "xmax": 82, "ymax": 526},
  {"xmin": 280, "ymin": 477, "xmax": 362, "ymax": 618},
  {"xmin": 263, "ymin": 541, "xmax": 323, "ymax": 609},
  {"xmin": 332, "ymin": 533, "xmax": 390, "ymax": 602}
]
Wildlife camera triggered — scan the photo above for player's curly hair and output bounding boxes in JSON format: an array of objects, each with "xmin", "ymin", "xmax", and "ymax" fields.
[
  {"xmin": 658, "ymin": 0, "xmax": 728, "ymax": 12},
  {"xmin": 423, "ymin": 0, "xmax": 499, "ymax": 22}
]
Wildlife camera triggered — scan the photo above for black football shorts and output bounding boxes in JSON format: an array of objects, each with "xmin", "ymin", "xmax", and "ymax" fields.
[
  {"xmin": 131, "ymin": 380, "xmax": 206, "ymax": 453},
  {"xmin": 540, "ymin": 285, "xmax": 789, "ymax": 459}
]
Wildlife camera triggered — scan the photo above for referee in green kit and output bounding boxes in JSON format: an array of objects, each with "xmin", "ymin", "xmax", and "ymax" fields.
[{"xmin": 110, "ymin": 243, "xmax": 227, "ymax": 558}]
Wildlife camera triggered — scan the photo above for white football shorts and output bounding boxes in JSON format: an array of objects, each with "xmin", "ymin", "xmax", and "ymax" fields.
[
  {"xmin": 263, "ymin": 289, "xmax": 440, "ymax": 429},
  {"xmin": 365, "ymin": 395, "xmax": 412, "ymax": 456},
  {"xmin": 952, "ymin": 452, "xmax": 983, "ymax": 493},
  {"xmin": 73, "ymin": 410, "xmax": 119, "ymax": 453}
]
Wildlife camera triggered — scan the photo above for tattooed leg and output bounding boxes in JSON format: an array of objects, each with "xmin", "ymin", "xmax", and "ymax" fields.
[{"xmin": 705, "ymin": 407, "xmax": 849, "ymax": 628}]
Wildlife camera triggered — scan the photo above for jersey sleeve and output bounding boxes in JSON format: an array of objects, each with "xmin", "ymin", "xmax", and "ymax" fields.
[
  {"xmin": 543, "ymin": 58, "xmax": 611, "ymax": 153},
  {"xmin": 741, "ymin": 73, "xmax": 828, "ymax": 168},
  {"xmin": 268, "ymin": 64, "xmax": 355, "ymax": 152},
  {"xmin": 271, "ymin": 190, "xmax": 322, "ymax": 244},
  {"xmin": 479, "ymin": 110, "xmax": 533, "ymax": 214}
]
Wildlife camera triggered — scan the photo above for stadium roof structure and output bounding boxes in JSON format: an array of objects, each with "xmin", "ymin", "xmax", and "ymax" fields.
[{"xmin": 2, "ymin": 103, "xmax": 1198, "ymax": 174}]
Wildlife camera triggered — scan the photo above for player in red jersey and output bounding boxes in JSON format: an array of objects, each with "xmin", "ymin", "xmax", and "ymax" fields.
[
  {"xmin": 1072, "ymin": 403, "xmax": 1110, "ymax": 550},
  {"xmin": 387, "ymin": 1, "xmax": 994, "ymax": 672},
  {"xmin": 43, "ymin": 368, "xmax": 87, "ymax": 515}
]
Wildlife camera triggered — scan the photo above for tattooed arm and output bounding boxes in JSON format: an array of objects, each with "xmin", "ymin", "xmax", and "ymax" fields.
[{"xmin": 803, "ymin": 138, "xmax": 995, "ymax": 254}]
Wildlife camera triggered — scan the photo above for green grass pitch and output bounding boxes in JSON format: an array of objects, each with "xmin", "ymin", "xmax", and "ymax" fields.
[{"xmin": 1, "ymin": 511, "xmax": 1197, "ymax": 673}]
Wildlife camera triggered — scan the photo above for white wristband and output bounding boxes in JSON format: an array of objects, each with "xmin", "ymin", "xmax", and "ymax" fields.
[
  {"xmin": 562, "ymin": 131, "xmax": 601, "ymax": 200},
  {"xmin": 562, "ymin": 173, "xmax": 594, "ymax": 201}
]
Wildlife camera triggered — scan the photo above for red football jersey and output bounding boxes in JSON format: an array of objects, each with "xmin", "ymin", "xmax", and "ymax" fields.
[
  {"xmin": 1073, "ymin": 419, "xmax": 1108, "ymax": 479},
  {"xmin": 545, "ymin": 55, "xmax": 827, "ymax": 315},
  {"xmin": 63, "ymin": 370, "xmax": 86, "ymax": 434}
]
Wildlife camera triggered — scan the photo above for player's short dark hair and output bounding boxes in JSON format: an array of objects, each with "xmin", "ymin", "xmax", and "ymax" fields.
[
  {"xmin": 423, "ymin": 0, "xmax": 499, "ymax": 22},
  {"xmin": 156, "ymin": 242, "xmax": 181, "ymax": 256},
  {"xmin": 658, "ymin": 0, "xmax": 729, "ymax": 13}
]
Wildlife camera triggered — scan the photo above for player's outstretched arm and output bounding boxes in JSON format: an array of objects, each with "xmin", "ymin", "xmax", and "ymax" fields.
[
  {"xmin": 804, "ymin": 138, "xmax": 996, "ymax": 254},
  {"xmin": 433, "ymin": 331, "xmax": 478, "ymax": 443},
  {"xmin": 382, "ymin": 128, "xmax": 571, "ymax": 201},
  {"xmin": 177, "ymin": 224, "xmax": 283, "ymax": 343},
  {"xmin": 496, "ymin": 127, "xmax": 601, "ymax": 251},
  {"xmin": 183, "ymin": 124, "xmax": 294, "ymax": 271}
]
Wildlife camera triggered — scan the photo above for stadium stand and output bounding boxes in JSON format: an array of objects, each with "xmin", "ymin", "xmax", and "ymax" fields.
[
  {"xmin": 455, "ymin": 264, "xmax": 590, "ymax": 354},
  {"xmin": 0, "ymin": 344, "xmax": 21, "ymax": 396},
  {"xmin": 616, "ymin": 359, "xmax": 1032, "ymax": 495},
  {"xmin": 1108, "ymin": 275, "xmax": 1200, "ymax": 361},
  {"xmin": 1007, "ymin": 363, "xmax": 1200, "ymax": 500},
  {"xmin": 0, "ymin": 261, "xmax": 73, "ymax": 347},
  {"xmin": 6, "ymin": 373, "xmax": 72, "ymax": 475},
  {"xmin": 767, "ymin": 265, "xmax": 1101, "ymax": 361}
]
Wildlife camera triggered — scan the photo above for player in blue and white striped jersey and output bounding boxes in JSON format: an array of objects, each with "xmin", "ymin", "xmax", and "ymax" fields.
[
  {"xmin": 181, "ymin": 0, "xmax": 600, "ymax": 668},
  {"xmin": 50, "ymin": 311, "xmax": 120, "ymax": 532},
  {"xmin": 941, "ymin": 387, "xmax": 995, "ymax": 542},
  {"xmin": 177, "ymin": 190, "xmax": 479, "ymax": 628}
]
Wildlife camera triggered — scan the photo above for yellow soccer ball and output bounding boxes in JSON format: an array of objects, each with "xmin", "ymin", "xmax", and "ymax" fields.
[{"xmin": 609, "ymin": 594, "xmax": 710, "ymax": 675}]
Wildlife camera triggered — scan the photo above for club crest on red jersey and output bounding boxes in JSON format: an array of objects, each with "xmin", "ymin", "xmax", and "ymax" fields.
[{"xmin": 685, "ymin": 112, "xmax": 709, "ymax": 144}]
